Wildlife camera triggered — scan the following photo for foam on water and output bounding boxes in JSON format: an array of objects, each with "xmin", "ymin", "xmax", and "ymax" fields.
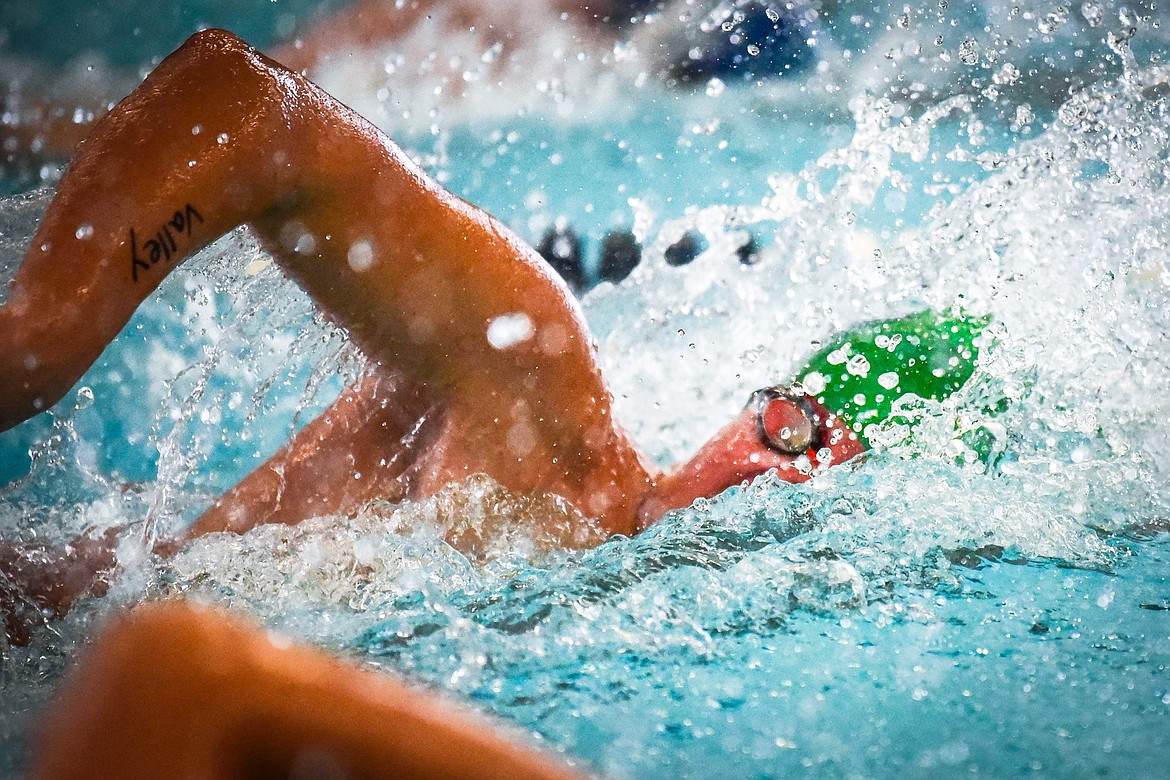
[{"xmin": 5, "ymin": 5, "xmax": 1170, "ymax": 777}]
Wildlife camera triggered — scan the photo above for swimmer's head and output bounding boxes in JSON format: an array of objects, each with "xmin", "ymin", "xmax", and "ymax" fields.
[{"xmin": 636, "ymin": 385, "xmax": 865, "ymax": 528}]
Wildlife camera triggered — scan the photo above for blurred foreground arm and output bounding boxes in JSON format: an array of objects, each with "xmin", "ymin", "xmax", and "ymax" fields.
[{"xmin": 30, "ymin": 601, "xmax": 588, "ymax": 780}]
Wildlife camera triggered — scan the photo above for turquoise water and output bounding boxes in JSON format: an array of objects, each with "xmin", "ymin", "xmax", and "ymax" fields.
[
  {"xmin": 4, "ymin": 1, "xmax": 1170, "ymax": 778},
  {"xmin": 0, "ymin": 0, "xmax": 346, "ymax": 66}
]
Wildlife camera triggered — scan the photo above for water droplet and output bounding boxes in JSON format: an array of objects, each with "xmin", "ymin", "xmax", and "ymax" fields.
[
  {"xmin": 506, "ymin": 419, "xmax": 538, "ymax": 456},
  {"xmin": 75, "ymin": 223, "xmax": 94, "ymax": 240},
  {"xmin": 1081, "ymin": 1, "xmax": 1104, "ymax": 26},
  {"xmin": 846, "ymin": 354, "xmax": 871, "ymax": 377},
  {"xmin": 487, "ymin": 313, "xmax": 534, "ymax": 350},
  {"xmin": 958, "ymin": 38, "xmax": 979, "ymax": 65},
  {"xmin": 993, "ymin": 63, "xmax": 1020, "ymax": 85},
  {"xmin": 295, "ymin": 233, "xmax": 316, "ymax": 254},
  {"xmin": 347, "ymin": 240, "xmax": 376, "ymax": 272},
  {"xmin": 1038, "ymin": 6, "xmax": 1069, "ymax": 34},
  {"xmin": 1013, "ymin": 104, "xmax": 1035, "ymax": 127},
  {"xmin": 802, "ymin": 372, "xmax": 827, "ymax": 395}
]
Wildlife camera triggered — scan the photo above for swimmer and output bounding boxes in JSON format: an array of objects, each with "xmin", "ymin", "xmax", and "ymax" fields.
[
  {"xmin": 1, "ymin": 1, "xmax": 819, "ymax": 165},
  {"xmin": 0, "ymin": 29, "xmax": 865, "ymax": 641},
  {"xmin": 284, "ymin": 0, "xmax": 816, "ymax": 84},
  {"xmin": 29, "ymin": 600, "xmax": 587, "ymax": 780}
]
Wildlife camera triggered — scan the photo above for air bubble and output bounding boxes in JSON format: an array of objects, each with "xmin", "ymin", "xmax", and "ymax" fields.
[
  {"xmin": 958, "ymin": 38, "xmax": 979, "ymax": 65},
  {"xmin": 1081, "ymin": 1, "xmax": 1104, "ymax": 26},
  {"xmin": 75, "ymin": 386, "xmax": 95, "ymax": 409},
  {"xmin": 846, "ymin": 354, "xmax": 871, "ymax": 377}
]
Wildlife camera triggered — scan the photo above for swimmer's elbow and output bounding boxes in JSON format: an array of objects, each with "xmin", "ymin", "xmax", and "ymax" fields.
[{"xmin": 181, "ymin": 27, "xmax": 250, "ymax": 52}]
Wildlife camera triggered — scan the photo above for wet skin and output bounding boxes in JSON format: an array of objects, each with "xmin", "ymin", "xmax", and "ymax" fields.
[
  {"xmin": 0, "ymin": 29, "xmax": 863, "ymax": 543},
  {"xmin": 30, "ymin": 601, "xmax": 588, "ymax": 780}
]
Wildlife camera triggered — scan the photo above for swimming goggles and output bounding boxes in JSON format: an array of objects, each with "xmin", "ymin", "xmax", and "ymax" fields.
[{"xmin": 749, "ymin": 386, "xmax": 822, "ymax": 455}]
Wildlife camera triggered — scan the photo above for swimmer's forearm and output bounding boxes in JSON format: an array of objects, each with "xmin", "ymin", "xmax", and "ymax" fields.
[
  {"xmin": 0, "ymin": 28, "xmax": 565, "ymax": 429},
  {"xmin": 0, "ymin": 31, "xmax": 298, "ymax": 430},
  {"xmin": 0, "ymin": 531, "xmax": 117, "ymax": 645},
  {"xmin": 0, "ymin": 31, "xmax": 394, "ymax": 429},
  {"xmin": 178, "ymin": 372, "xmax": 437, "ymax": 542}
]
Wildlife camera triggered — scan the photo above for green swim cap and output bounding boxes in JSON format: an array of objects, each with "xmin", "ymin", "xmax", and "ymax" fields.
[{"xmin": 795, "ymin": 309, "xmax": 988, "ymax": 445}]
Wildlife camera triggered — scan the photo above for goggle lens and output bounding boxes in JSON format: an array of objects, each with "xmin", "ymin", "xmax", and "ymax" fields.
[{"xmin": 751, "ymin": 387, "xmax": 820, "ymax": 455}]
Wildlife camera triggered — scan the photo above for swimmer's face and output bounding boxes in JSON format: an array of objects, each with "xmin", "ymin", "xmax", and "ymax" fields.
[
  {"xmin": 637, "ymin": 386, "xmax": 865, "ymax": 527},
  {"xmin": 737, "ymin": 385, "xmax": 865, "ymax": 482}
]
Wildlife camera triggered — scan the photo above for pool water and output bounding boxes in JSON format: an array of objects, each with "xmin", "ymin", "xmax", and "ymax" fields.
[{"xmin": 4, "ymin": 1, "xmax": 1170, "ymax": 777}]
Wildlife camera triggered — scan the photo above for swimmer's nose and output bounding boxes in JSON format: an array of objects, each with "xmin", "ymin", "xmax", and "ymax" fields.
[{"xmin": 662, "ymin": 0, "xmax": 819, "ymax": 85}]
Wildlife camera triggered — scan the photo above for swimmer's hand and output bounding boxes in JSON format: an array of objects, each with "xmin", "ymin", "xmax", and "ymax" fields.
[{"xmin": 0, "ymin": 529, "xmax": 118, "ymax": 646}]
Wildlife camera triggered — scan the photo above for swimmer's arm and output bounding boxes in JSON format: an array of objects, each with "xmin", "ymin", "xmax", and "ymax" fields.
[
  {"xmin": 0, "ymin": 29, "xmax": 462, "ymax": 429},
  {"xmin": 31, "ymin": 602, "xmax": 587, "ymax": 780},
  {"xmin": 0, "ymin": 30, "xmax": 301, "ymax": 430},
  {"xmin": 0, "ymin": 28, "xmax": 639, "ymax": 529},
  {"xmin": 1, "ymin": 369, "xmax": 432, "ymax": 645},
  {"xmin": 1, "ymin": 28, "xmax": 597, "ymax": 430},
  {"xmin": 176, "ymin": 371, "xmax": 439, "ymax": 543},
  {"xmin": 0, "ymin": 530, "xmax": 118, "ymax": 646}
]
